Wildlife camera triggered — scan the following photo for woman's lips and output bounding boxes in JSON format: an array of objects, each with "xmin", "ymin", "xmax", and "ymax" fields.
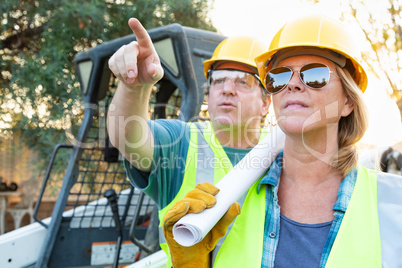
[{"xmin": 285, "ymin": 100, "xmax": 307, "ymax": 109}]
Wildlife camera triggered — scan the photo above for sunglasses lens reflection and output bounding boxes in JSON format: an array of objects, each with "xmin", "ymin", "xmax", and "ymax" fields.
[
  {"xmin": 265, "ymin": 67, "xmax": 292, "ymax": 93},
  {"xmin": 301, "ymin": 63, "xmax": 330, "ymax": 89}
]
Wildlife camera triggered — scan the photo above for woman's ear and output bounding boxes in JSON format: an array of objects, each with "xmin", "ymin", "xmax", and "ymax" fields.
[{"xmin": 341, "ymin": 96, "xmax": 354, "ymax": 117}]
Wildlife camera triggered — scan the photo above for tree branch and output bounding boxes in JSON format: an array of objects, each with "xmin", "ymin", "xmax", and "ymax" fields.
[
  {"xmin": 348, "ymin": 2, "xmax": 397, "ymax": 95},
  {"xmin": 1, "ymin": 25, "xmax": 44, "ymax": 50}
]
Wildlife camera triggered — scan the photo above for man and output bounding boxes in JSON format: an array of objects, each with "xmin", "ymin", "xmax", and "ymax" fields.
[{"xmin": 107, "ymin": 18, "xmax": 270, "ymax": 264}]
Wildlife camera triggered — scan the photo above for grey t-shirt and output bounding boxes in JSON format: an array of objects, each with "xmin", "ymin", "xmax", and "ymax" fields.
[{"xmin": 274, "ymin": 214, "xmax": 332, "ymax": 267}]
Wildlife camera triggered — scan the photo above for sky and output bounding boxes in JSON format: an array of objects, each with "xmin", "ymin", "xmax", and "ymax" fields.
[{"xmin": 209, "ymin": 0, "xmax": 402, "ymax": 147}]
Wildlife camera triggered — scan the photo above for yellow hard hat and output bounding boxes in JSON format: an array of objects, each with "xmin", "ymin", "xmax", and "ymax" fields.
[
  {"xmin": 255, "ymin": 15, "xmax": 368, "ymax": 92},
  {"xmin": 204, "ymin": 36, "xmax": 268, "ymax": 78}
]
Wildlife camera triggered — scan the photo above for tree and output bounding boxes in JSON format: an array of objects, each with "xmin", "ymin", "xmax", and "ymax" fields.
[
  {"xmin": 303, "ymin": 0, "xmax": 402, "ymax": 117},
  {"xmin": 343, "ymin": 0, "xmax": 402, "ymax": 115},
  {"xmin": 0, "ymin": 0, "xmax": 216, "ymax": 172}
]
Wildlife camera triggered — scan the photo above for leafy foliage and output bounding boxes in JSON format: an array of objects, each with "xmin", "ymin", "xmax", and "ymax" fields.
[
  {"xmin": 343, "ymin": 0, "xmax": 402, "ymax": 113},
  {"xmin": 0, "ymin": 0, "xmax": 216, "ymax": 174},
  {"xmin": 303, "ymin": 0, "xmax": 402, "ymax": 117}
]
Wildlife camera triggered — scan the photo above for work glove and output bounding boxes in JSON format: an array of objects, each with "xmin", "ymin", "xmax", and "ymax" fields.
[{"xmin": 163, "ymin": 182, "xmax": 241, "ymax": 268}]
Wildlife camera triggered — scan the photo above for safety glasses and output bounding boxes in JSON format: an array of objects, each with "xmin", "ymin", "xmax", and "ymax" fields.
[
  {"xmin": 208, "ymin": 69, "xmax": 262, "ymax": 92},
  {"xmin": 265, "ymin": 63, "xmax": 337, "ymax": 94}
]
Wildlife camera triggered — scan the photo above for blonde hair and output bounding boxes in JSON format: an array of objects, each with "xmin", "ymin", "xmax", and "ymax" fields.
[{"xmin": 333, "ymin": 65, "xmax": 369, "ymax": 177}]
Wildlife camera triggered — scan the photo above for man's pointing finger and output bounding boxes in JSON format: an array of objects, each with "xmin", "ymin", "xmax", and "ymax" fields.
[{"xmin": 128, "ymin": 18, "xmax": 153, "ymax": 50}]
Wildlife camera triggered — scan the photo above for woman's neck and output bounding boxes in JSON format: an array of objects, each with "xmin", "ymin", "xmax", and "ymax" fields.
[
  {"xmin": 279, "ymin": 136, "xmax": 343, "ymax": 224},
  {"xmin": 281, "ymin": 129, "xmax": 342, "ymax": 186}
]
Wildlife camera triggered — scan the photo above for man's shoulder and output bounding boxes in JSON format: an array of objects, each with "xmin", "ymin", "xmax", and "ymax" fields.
[
  {"xmin": 148, "ymin": 118, "xmax": 188, "ymax": 132},
  {"xmin": 188, "ymin": 120, "xmax": 209, "ymax": 128}
]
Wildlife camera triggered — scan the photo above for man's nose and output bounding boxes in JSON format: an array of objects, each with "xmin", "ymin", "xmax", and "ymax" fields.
[{"xmin": 222, "ymin": 78, "xmax": 236, "ymax": 94}]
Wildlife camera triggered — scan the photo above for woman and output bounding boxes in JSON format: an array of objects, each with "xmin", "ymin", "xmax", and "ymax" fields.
[{"xmin": 163, "ymin": 15, "xmax": 402, "ymax": 268}]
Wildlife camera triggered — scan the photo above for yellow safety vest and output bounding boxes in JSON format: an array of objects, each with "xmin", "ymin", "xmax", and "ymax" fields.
[
  {"xmin": 158, "ymin": 121, "xmax": 268, "ymax": 267},
  {"xmin": 214, "ymin": 165, "xmax": 402, "ymax": 267},
  {"xmin": 158, "ymin": 122, "xmax": 402, "ymax": 267}
]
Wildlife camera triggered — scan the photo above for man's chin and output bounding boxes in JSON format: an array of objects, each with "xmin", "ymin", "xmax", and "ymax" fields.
[{"xmin": 212, "ymin": 118, "xmax": 238, "ymax": 128}]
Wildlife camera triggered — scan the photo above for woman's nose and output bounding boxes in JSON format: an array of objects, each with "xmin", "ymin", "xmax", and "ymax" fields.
[{"xmin": 286, "ymin": 71, "xmax": 304, "ymax": 92}]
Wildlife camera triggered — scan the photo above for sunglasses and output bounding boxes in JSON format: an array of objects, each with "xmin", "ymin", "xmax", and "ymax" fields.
[{"xmin": 265, "ymin": 63, "xmax": 338, "ymax": 94}]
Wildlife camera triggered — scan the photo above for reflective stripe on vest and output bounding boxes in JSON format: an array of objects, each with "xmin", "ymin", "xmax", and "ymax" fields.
[
  {"xmin": 158, "ymin": 121, "xmax": 268, "ymax": 267},
  {"xmin": 158, "ymin": 122, "xmax": 214, "ymax": 267},
  {"xmin": 377, "ymin": 171, "xmax": 402, "ymax": 267},
  {"xmin": 326, "ymin": 165, "xmax": 402, "ymax": 267}
]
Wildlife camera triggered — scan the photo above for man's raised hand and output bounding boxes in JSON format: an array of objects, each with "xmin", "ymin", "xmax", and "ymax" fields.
[{"xmin": 108, "ymin": 18, "xmax": 164, "ymax": 89}]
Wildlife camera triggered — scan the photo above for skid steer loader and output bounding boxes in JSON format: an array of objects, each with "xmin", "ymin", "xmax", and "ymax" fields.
[{"xmin": 0, "ymin": 23, "xmax": 225, "ymax": 268}]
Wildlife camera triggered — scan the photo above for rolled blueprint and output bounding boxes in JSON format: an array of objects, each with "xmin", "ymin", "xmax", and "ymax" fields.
[{"xmin": 172, "ymin": 125, "xmax": 285, "ymax": 247}]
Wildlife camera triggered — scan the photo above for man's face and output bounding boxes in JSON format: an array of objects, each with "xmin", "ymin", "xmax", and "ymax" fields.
[{"xmin": 207, "ymin": 69, "xmax": 270, "ymax": 130}]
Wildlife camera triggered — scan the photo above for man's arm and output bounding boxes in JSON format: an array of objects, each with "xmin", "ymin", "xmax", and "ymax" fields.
[{"xmin": 107, "ymin": 18, "xmax": 164, "ymax": 172}]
